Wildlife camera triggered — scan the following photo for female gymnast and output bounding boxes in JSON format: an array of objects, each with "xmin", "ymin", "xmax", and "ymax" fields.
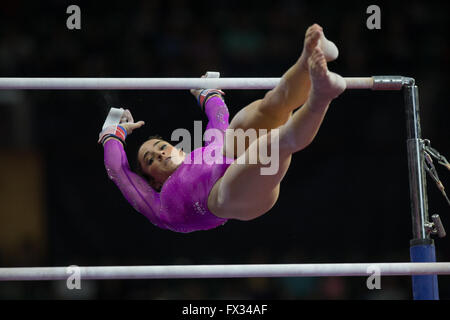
[{"xmin": 99, "ymin": 24, "xmax": 346, "ymax": 233}]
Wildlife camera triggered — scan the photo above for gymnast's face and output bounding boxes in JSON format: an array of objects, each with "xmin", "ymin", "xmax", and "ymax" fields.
[{"xmin": 138, "ymin": 139, "xmax": 185, "ymax": 187}]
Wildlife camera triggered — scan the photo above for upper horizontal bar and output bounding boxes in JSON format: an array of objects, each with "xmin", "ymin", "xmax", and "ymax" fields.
[
  {"xmin": 0, "ymin": 262, "xmax": 449, "ymax": 281},
  {"xmin": 0, "ymin": 76, "xmax": 411, "ymax": 91}
]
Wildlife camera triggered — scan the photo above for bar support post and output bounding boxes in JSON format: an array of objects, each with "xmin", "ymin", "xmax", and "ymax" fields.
[{"xmin": 404, "ymin": 82, "xmax": 439, "ymax": 300}]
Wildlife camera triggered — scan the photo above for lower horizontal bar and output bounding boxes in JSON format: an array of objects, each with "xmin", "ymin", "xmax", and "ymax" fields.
[
  {"xmin": 0, "ymin": 76, "xmax": 401, "ymax": 90},
  {"xmin": 0, "ymin": 263, "xmax": 449, "ymax": 281}
]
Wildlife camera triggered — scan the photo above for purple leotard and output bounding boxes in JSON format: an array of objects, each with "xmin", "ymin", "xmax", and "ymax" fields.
[{"xmin": 103, "ymin": 96, "xmax": 234, "ymax": 233}]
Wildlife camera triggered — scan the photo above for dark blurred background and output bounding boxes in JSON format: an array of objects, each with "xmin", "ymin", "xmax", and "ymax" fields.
[{"xmin": 0, "ymin": 0, "xmax": 449, "ymax": 299}]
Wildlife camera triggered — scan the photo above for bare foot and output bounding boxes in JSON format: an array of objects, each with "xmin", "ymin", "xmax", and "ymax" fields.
[
  {"xmin": 300, "ymin": 24, "xmax": 339, "ymax": 66},
  {"xmin": 308, "ymin": 47, "xmax": 346, "ymax": 101}
]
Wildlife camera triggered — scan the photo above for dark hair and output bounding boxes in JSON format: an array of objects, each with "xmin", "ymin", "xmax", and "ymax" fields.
[{"xmin": 135, "ymin": 134, "xmax": 164, "ymax": 192}]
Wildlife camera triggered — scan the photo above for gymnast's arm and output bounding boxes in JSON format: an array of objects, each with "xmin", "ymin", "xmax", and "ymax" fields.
[
  {"xmin": 196, "ymin": 90, "xmax": 230, "ymax": 147},
  {"xmin": 204, "ymin": 95, "xmax": 230, "ymax": 134},
  {"xmin": 101, "ymin": 136, "xmax": 168, "ymax": 230}
]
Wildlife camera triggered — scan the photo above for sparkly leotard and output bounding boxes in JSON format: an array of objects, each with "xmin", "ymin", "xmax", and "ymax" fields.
[{"xmin": 103, "ymin": 96, "xmax": 234, "ymax": 233}]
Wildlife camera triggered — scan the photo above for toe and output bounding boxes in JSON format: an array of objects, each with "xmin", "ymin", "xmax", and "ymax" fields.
[
  {"xmin": 309, "ymin": 49, "xmax": 327, "ymax": 74},
  {"xmin": 306, "ymin": 24, "xmax": 322, "ymax": 38},
  {"xmin": 312, "ymin": 46, "xmax": 323, "ymax": 58},
  {"xmin": 306, "ymin": 31, "xmax": 321, "ymax": 50},
  {"xmin": 309, "ymin": 23, "xmax": 322, "ymax": 31},
  {"xmin": 311, "ymin": 30, "xmax": 321, "ymax": 41}
]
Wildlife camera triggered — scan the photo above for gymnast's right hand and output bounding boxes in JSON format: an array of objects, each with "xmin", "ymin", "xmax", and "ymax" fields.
[{"xmin": 98, "ymin": 108, "xmax": 145, "ymax": 145}]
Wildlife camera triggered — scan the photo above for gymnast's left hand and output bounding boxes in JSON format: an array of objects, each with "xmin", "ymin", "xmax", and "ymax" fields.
[
  {"xmin": 120, "ymin": 120, "xmax": 145, "ymax": 135},
  {"xmin": 117, "ymin": 108, "xmax": 145, "ymax": 135}
]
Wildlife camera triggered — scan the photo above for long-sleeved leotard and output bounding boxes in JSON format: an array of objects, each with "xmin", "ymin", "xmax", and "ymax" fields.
[{"xmin": 103, "ymin": 96, "xmax": 234, "ymax": 233}]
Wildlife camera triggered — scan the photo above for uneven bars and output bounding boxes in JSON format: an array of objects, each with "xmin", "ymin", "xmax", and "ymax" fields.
[
  {"xmin": 0, "ymin": 76, "xmax": 413, "ymax": 90},
  {"xmin": 0, "ymin": 263, "xmax": 449, "ymax": 281}
]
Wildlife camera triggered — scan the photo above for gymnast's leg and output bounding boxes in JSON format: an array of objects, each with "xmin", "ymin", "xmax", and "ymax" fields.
[
  {"xmin": 209, "ymin": 47, "xmax": 346, "ymax": 221},
  {"xmin": 225, "ymin": 24, "xmax": 338, "ymax": 157}
]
